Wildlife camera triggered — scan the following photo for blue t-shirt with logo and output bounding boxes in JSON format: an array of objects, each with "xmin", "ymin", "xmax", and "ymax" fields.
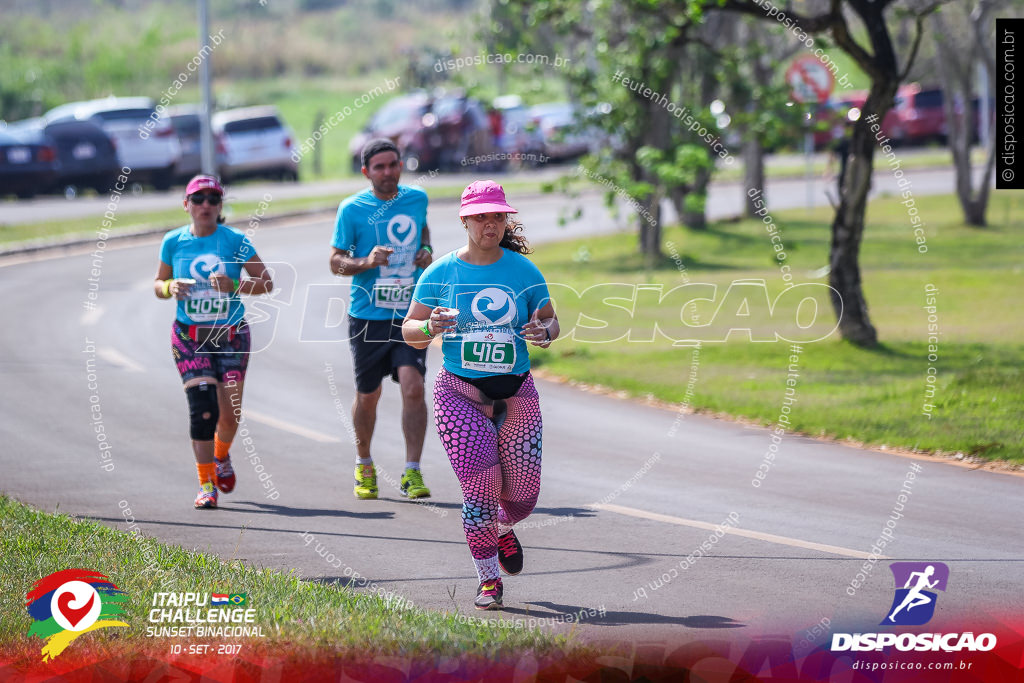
[
  {"xmin": 412, "ymin": 249, "xmax": 550, "ymax": 378},
  {"xmin": 160, "ymin": 224, "xmax": 254, "ymax": 326},
  {"xmin": 331, "ymin": 185, "xmax": 428, "ymax": 320}
]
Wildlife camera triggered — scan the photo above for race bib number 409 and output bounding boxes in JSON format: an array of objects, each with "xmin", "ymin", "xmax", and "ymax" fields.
[
  {"xmin": 373, "ymin": 277, "xmax": 414, "ymax": 309},
  {"xmin": 461, "ymin": 329, "xmax": 515, "ymax": 373},
  {"xmin": 185, "ymin": 287, "xmax": 231, "ymax": 322}
]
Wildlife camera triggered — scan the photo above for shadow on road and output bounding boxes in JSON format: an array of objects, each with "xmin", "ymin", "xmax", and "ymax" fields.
[
  {"xmin": 495, "ymin": 601, "xmax": 745, "ymax": 629},
  {"xmin": 381, "ymin": 498, "xmax": 599, "ymax": 520},
  {"xmin": 230, "ymin": 500, "xmax": 396, "ymax": 519}
]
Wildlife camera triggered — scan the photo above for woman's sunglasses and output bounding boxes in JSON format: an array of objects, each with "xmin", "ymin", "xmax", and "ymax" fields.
[{"xmin": 189, "ymin": 193, "xmax": 222, "ymax": 205}]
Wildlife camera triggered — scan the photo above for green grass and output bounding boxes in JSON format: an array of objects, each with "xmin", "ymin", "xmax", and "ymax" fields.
[
  {"xmin": 0, "ymin": 496, "xmax": 579, "ymax": 661},
  {"xmin": 0, "ymin": 179, "xmax": 553, "ymax": 247},
  {"xmin": 0, "ymin": 195, "xmax": 339, "ymax": 246},
  {"xmin": 713, "ymin": 147, "xmax": 981, "ymax": 183},
  {"xmin": 529, "ymin": 192, "xmax": 1024, "ymax": 462}
]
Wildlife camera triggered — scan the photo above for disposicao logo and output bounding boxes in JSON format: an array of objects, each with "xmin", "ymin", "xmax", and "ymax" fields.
[
  {"xmin": 25, "ymin": 569, "xmax": 129, "ymax": 661},
  {"xmin": 831, "ymin": 562, "xmax": 997, "ymax": 653},
  {"xmin": 883, "ymin": 561, "xmax": 948, "ymax": 626}
]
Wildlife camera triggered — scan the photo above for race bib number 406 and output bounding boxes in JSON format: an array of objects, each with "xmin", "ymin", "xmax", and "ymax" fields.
[
  {"xmin": 373, "ymin": 277, "xmax": 414, "ymax": 309},
  {"xmin": 185, "ymin": 287, "xmax": 231, "ymax": 322},
  {"xmin": 461, "ymin": 329, "xmax": 515, "ymax": 373}
]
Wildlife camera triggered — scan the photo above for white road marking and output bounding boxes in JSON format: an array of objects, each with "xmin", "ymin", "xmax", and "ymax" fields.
[
  {"xmin": 592, "ymin": 503, "xmax": 883, "ymax": 559},
  {"xmin": 243, "ymin": 409, "xmax": 341, "ymax": 443},
  {"xmin": 97, "ymin": 347, "xmax": 145, "ymax": 372}
]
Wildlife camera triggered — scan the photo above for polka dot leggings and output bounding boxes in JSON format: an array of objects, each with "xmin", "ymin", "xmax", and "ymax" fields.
[{"xmin": 433, "ymin": 369, "xmax": 542, "ymax": 562}]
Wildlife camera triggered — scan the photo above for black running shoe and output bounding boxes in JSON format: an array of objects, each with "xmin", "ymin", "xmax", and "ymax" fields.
[
  {"xmin": 497, "ymin": 530, "xmax": 524, "ymax": 575},
  {"xmin": 474, "ymin": 578, "xmax": 504, "ymax": 610}
]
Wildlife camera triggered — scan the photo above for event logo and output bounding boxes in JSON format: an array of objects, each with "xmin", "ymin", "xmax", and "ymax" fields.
[
  {"xmin": 470, "ymin": 288, "xmax": 516, "ymax": 326},
  {"xmin": 147, "ymin": 591, "xmax": 264, "ymax": 638},
  {"xmin": 189, "ymin": 253, "xmax": 225, "ymax": 280},
  {"xmin": 25, "ymin": 569, "xmax": 129, "ymax": 661},
  {"xmin": 832, "ymin": 561, "xmax": 995, "ymax": 653},
  {"xmin": 883, "ymin": 562, "xmax": 949, "ymax": 626},
  {"xmin": 386, "ymin": 214, "xmax": 417, "ymax": 246}
]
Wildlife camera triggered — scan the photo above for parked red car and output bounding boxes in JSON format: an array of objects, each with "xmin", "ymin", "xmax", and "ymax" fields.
[
  {"xmin": 349, "ymin": 91, "xmax": 502, "ymax": 173},
  {"xmin": 890, "ymin": 84, "xmax": 946, "ymax": 145},
  {"xmin": 831, "ymin": 85, "xmax": 945, "ymax": 146}
]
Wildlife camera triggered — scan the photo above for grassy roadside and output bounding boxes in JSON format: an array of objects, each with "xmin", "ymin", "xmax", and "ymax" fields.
[
  {"xmin": 529, "ymin": 192, "xmax": 1024, "ymax": 463},
  {"xmin": 0, "ymin": 495, "xmax": 577, "ymax": 661},
  {"xmin": 712, "ymin": 147, "xmax": 981, "ymax": 184},
  {"xmin": 0, "ymin": 147, "xmax": 967, "ymax": 248},
  {"xmin": 0, "ymin": 178, "xmax": 551, "ymax": 247}
]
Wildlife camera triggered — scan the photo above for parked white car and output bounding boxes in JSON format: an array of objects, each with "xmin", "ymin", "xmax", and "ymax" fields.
[
  {"xmin": 44, "ymin": 96, "xmax": 181, "ymax": 189},
  {"xmin": 212, "ymin": 106, "xmax": 298, "ymax": 182}
]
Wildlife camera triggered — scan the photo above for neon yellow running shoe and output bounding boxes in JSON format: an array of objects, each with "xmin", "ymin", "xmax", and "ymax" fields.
[
  {"xmin": 400, "ymin": 468, "xmax": 431, "ymax": 499},
  {"xmin": 353, "ymin": 464, "xmax": 378, "ymax": 499}
]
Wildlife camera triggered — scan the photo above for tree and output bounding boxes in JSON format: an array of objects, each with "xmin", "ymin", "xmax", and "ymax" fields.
[
  {"xmin": 929, "ymin": 0, "xmax": 1011, "ymax": 226},
  {"xmin": 485, "ymin": 1, "xmax": 728, "ymax": 262},
  {"xmin": 718, "ymin": 19, "xmax": 805, "ymax": 217},
  {"xmin": 713, "ymin": 0, "xmax": 939, "ymax": 347}
]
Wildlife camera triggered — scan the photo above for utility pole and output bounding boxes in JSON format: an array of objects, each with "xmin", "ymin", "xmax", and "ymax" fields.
[{"xmin": 198, "ymin": 0, "xmax": 216, "ymax": 175}]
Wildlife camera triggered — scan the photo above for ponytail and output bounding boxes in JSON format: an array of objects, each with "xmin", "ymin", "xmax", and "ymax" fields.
[{"xmin": 499, "ymin": 218, "xmax": 532, "ymax": 254}]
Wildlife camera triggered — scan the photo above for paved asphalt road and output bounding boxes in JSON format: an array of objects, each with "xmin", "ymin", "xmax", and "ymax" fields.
[{"xmin": 1, "ymin": 164, "xmax": 1020, "ymax": 653}]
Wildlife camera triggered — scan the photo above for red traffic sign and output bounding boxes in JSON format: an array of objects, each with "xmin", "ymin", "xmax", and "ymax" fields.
[{"xmin": 786, "ymin": 55, "xmax": 835, "ymax": 104}]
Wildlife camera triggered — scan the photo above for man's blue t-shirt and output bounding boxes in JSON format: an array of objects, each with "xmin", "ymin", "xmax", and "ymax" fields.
[
  {"xmin": 412, "ymin": 249, "xmax": 550, "ymax": 378},
  {"xmin": 331, "ymin": 185, "xmax": 429, "ymax": 320},
  {"xmin": 160, "ymin": 224, "xmax": 254, "ymax": 326}
]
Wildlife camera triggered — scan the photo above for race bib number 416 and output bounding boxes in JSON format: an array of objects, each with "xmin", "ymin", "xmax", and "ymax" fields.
[
  {"xmin": 461, "ymin": 329, "xmax": 515, "ymax": 373},
  {"xmin": 373, "ymin": 277, "xmax": 414, "ymax": 309}
]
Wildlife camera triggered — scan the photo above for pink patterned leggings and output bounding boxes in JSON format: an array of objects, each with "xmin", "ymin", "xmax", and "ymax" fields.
[{"xmin": 433, "ymin": 369, "xmax": 543, "ymax": 560}]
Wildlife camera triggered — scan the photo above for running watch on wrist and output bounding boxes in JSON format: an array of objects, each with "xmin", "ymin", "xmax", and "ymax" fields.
[
  {"xmin": 421, "ymin": 320, "xmax": 434, "ymax": 338},
  {"xmin": 420, "ymin": 244, "xmax": 433, "ymax": 254}
]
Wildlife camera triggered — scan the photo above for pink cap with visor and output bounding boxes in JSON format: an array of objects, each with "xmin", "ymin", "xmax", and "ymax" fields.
[
  {"xmin": 185, "ymin": 175, "xmax": 224, "ymax": 196},
  {"xmin": 459, "ymin": 180, "xmax": 517, "ymax": 217}
]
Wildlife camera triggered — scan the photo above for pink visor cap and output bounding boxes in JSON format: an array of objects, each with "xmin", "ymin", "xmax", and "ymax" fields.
[
  {"xmin": 185, "ymin": 175, "xmax": 224, "ymax": 196},
  {"xmin": 459, "ymin": 180, "xmax": 517, "ymax": 217}
]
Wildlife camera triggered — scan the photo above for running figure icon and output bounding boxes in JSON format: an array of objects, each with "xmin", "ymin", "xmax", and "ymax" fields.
[{"xmin": 887, "ymin": 565, "xmax": 939, "ymax": 623}]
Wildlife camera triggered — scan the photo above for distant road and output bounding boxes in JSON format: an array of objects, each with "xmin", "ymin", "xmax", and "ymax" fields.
[{"xmin": 0, "ymin": 149, "xmax": 972, "ymax": 229}]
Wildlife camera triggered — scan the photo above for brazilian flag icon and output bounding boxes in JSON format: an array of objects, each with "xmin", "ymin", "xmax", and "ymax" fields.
[{"xmin": 229, "ymin": 593, "xmax": 248, "ymax": 606}]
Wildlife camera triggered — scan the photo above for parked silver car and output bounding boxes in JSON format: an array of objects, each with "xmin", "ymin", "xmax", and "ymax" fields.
[
  {"xmin": 166, "ymin": 104, "xmax": 203, "ymax": 182},
  {"xmin": 212, "ymin": 106, "xmax": 298, "ymax": 182}
]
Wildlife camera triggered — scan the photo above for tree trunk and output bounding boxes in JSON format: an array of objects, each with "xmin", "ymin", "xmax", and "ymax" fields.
[
  {"xmin": 932, "ymin": 10, "xmax": 990, "ymax": 226},
  {"xmin": 683, "ymin": 164, "xmax": 711, "ymax": 230},
  {"xmin": 636, "ymin": 78, "xmax": 672, "ymax": 260},
  {"xmin": 829, "ymin": 85, "xmax": 895, "ymax": 348},
  {"xmin": 639, "ymin": 192, "xmax": 663, "ymax": 263},
  {"xmin": 743, "ymin": 46, "xmax": 773, "ymax": 217},
  {"xmin": 743, "ymin": 135, "xmax": 765, "ymax": 217}
]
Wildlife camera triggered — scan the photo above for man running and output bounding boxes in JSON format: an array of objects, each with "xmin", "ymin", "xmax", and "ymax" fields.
[{"xmin": 330, "ymin": 138, "xmax": 433, "ymax": 500}]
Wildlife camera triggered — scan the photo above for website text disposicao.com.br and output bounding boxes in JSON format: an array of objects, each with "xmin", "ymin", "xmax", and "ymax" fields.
[{"xmin": 435, "ymin": 52, "xmax": 570, "ymax": 73}]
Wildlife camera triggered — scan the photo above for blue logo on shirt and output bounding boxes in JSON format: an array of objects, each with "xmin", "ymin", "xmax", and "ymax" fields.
[
  {"xmin": 386, "ymin": 215, "xmax": 417, "ymax": 246},
  {"xmin": 471, "ymin": 288, "xmax": 516, "ymax": 326},
  {"xmin": 189, "ymin": 253, "xmax": 225, "ymax": 280}
]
